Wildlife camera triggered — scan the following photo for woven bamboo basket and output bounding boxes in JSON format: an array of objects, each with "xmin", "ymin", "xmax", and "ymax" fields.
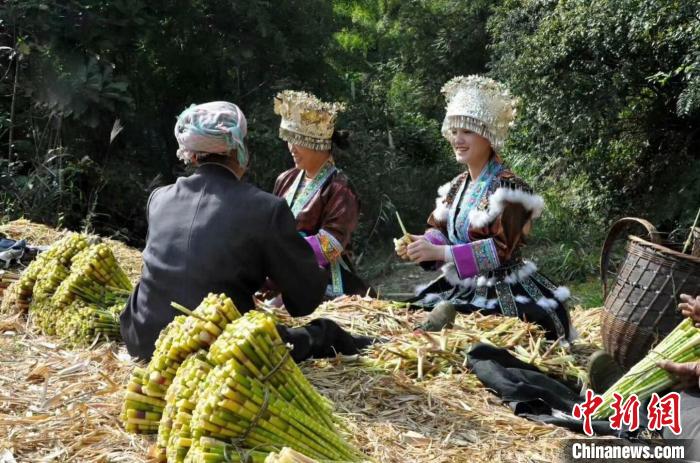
[{"xmin": 600, "ymin": 218, "xmax": 700, "ymax": 370}]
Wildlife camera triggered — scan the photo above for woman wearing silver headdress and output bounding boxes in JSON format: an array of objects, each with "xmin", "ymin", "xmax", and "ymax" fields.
[
  {"xmin": 395, "ymin": 76, "xmax": 574, "ymax": 341},
  {"xmin": 272, "ymin": 91, "xmax": 370, "ymax": 298}
]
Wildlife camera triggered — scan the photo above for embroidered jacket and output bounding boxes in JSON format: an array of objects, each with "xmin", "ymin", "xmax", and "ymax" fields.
[
  {"xmin": 273, "ymin": 164, "xmax": 360, "ymax": 295},
  {"xmin": 423, "ymin": 159, "xmax": 545, "ymax": 284}
]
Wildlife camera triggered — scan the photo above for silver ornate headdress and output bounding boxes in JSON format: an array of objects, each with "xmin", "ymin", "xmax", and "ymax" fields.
[
  {"xmin": 441, "ymin": 75, "xmax": 518, "ymax": 152},
  {"xmin": 274, "ymin": 91, "xmax": 345, "ymax": 151}
]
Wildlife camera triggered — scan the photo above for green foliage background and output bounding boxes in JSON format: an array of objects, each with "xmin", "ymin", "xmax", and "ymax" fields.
[{"xmin": 1, "ymin": 0, "xmax": 698, "ymax": 285}]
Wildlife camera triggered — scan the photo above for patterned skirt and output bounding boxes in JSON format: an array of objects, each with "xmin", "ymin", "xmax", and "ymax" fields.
[{"xmin": 410, "ymin": 260, "xmax": 573, "ymax": 341}]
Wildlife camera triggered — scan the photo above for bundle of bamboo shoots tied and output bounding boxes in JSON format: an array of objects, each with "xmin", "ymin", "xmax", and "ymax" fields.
[
  {"xmin": 592, "ymin": 317, "xmax": 700, "ymax": 419},
  {"xmin": 0, "ymin": 233, "xmax": 133, "ymax": 346},
  {"xmin": 187, "ymin": 310, "xmax": 364, "ymax": 462},
  {"xmin": 122, "ymin": 294, "xmax": 242, "ymax": 436},
  {"xmin": 1, "ymin": 233, "xmax": 88, "ymax": 314},
  {"xmin": 124, "ymin": 293, "xmax": 365, "ymax": 462},
  {"xmin": 26, "ymin": 236, "xmax": 132, "ymax": 344}
]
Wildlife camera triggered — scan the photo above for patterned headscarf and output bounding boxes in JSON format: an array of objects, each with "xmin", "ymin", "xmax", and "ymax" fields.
[{"xmin": 174, "ymin": 101, "xmax": 248, "ymax": 166}]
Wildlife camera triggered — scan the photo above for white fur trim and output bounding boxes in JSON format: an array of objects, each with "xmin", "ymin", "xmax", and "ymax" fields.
[
  {"xmin": 468, "ymin": 187, "xmax": 545, "ymax": 228},
  {"xmin": 423, "ymin": 293, "xmax": 443, "ymax": 305},
  {"xmin": 440, "ymin": 260, "xmax": 543, "ymax": 292},
  {"xmin": 553, "ymin": 286, "xmax": 571, "ymax": 302},
  {"xmin": 514, "ymin": 295, "xmax": 532, "ymax": 304},
  {"xmin": 536, "ymin": 297, "xmax": 559, "ymax": 310},
  {"xmin": 440, "ymin": 262, "xmax": 475, "ymax": 289},
  {"xmin": 486, "ymin": 299, "xmax": 499, "ymax": 309},
  {"xmin": 437, "ymin": 181, "xmax": 452, "ymax": 197},
  {"xmin": 472, "ymin": 296, "xmax": 488, "ymax": 308},
  {"xmin": 415, "ymin": 283, "xmax": 430, "ymax": 296},
  {"xmin": 432, "ymin": 181, "xmax": 452, "ymax": 222},
  {"xmin": 517, "ymin": 261, "xmax": 538, "ymax": 280}
]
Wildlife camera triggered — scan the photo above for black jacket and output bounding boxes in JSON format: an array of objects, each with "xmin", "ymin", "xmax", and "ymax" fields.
[{"xmin": 120, "ymin": 163, "xmax": 328, "ymax": 360}]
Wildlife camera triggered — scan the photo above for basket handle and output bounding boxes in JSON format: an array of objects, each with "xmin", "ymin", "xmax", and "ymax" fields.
[{"xmin": 600, "ymin": 217, "xmax": 662, "ymax": 297}]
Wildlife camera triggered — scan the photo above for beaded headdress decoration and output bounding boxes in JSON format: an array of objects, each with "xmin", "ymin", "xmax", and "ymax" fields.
[
  {"xmin": 441, "ymin": 75, "xmax": 518, "ymax": 153},
  {"xmin": 274, "ymin": 91, "xmax": 345, "ymax": 151}
]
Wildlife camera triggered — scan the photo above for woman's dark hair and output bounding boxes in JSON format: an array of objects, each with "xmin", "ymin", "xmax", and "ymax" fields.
[
  {"xmin": 331, "ymin": 129, "xmax": 351, "ymax": 150},
  {"xmin": 193, "ymin": 152, "xmax": 233, "ymax": 165}
]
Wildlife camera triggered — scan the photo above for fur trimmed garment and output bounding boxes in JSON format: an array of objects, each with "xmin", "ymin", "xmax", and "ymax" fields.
[{"xmin": 410, "ymin": 161, "xmax": 574, "ymax": 342}]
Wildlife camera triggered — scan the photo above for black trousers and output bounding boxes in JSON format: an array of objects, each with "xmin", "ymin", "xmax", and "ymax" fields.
[{"xmin": 276, "ymin": 318, "xmax": 373, "ymax": 362}]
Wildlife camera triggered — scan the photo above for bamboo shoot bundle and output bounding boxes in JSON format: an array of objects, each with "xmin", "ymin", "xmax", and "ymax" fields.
[
  {"xmin": 158, "ymin": 350, "xmax": 212, "ymax": 462},
  {"xmin": 54, "ymin": 299, "xmax": 123, "ymax": 347},
  {"xmin": 68, "ymin": 243, "xmax": 132, "ymax": 292},
  {"xmin": 592, "ymin": 317, "xmax": 700, "ymax": 419},
  {"xmin": 123, "ymin": 294, "xmax": 242, "ymax": 435},
  {"xmin": 143, "ymin": 294, "xmax": 242, "ymax": 398},
  {"xmin": 207, "ymin": 311, "xmax": 335, "ymax": 425},
  {"xmin": 189, "ymin": 311, "xmax": 364, "ymax": 462},
  {"xmin": 2, "ymin": 233, "xmax": 88, "ymax": 314},
  {"xmin": 121, "ymin": 366, "xmax": 165, "ymax": 434},
  {"xmin": 31, "ymin": 259, "xmax": 71, "ymax": 301}
]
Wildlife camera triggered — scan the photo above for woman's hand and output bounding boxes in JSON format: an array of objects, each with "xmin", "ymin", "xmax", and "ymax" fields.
[
  {"xmin": 406, "ymin": 236, "xmax": 444, "ymax": 263},
  {"xmin": 394, "ymin": 234, "xmax": 418, "ymax": 261},
  {"xmin": 657, "ymin": 360, "xmax": 700, "ymax": 389},
  {"xmin": 679, "ymin": 293, "xmax": 700, "ymax": 327}
]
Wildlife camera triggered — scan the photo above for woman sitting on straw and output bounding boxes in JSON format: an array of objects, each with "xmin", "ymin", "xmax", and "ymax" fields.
[
  {"xmin": 271, "ymin": 91, "xmax": 371, "ymax": 298},
  {"xmin": 395, "ymin": 76, "xmax": 574, "ymax": 341},
  {"xmin": 120, "ymin": 101, "xmax": 374, "ymax": 362}
]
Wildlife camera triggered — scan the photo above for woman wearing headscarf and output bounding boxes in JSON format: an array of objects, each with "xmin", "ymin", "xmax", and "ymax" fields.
[
  {"xmin": 395, "ymin": 76, "xmax": 574, "ymax": 342},
  {"xmin": 120, "ymin": 101, "xmax": 373, "ymax": 361},
  {"xmin": 272, "ymin": 91, "xmax": 370, "ymax": 298}
]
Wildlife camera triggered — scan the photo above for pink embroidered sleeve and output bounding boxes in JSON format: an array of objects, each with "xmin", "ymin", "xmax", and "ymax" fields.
[{"xmin": 450, "ymin": 239, "xmax": 501, "ymax": 279}]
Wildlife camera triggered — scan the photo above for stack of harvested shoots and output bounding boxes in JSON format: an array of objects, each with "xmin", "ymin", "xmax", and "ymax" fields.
[
  {"xmin": 121, "ymin": 294, "xmax": 242, "ymax": 439},
  {"xmin": 1, "ymin": 233, "xmax": 88, "ymax": 314},
  {"xmin": 188, "ymin": 311, "xmax": 364, "ymax": 461},
  {"xmin": 0, "ymin": 233, "xmax": 133, "ymax": 346},
  {"xmin": 159, "ymin": 350, "xmax": 212, "ymax": 462},
  {"xmin": 593, "ymin": 316, "xmax": 700, "ymax": 419},
  {"xmin": 124, "ymin": 300, "xmax": 364, "ymax": 462},
  {"xmin": 124, "ymin": 366, "xmax": 166, "ymax": 433}
]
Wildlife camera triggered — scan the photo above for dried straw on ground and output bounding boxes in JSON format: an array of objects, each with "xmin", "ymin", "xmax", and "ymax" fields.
[
  {"xmin": 0, "ymin": 304, "xmax": 603, "ymax": 462},
  {"xmin": 0, "ymin": 220, "xmax": 607, "ymax": 462}
]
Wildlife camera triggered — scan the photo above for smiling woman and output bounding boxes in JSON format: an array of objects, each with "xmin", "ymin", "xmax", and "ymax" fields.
[
  {"xmin": 272, "ymin": 91, "xmax": 371, "ymax": 298},
  {"xmin": 396, "ymin": 75, "xmax": 574, "ymax": 341}
]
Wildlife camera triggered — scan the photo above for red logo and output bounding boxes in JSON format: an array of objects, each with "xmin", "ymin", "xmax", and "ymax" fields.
[
  {"xmin": 647, "ymin": 392, "xmax": 682, "ymax": 435},
  {"xmin": 572, "ymin": 391, "xmax": 682, "ymax": 435},
  {"xmin": 572, "ymin": 389, "xmax": 603, "ymax": 436},
  {"xmin": 609, "ymin": 393, "xmax": 640, "ymax": 432}
]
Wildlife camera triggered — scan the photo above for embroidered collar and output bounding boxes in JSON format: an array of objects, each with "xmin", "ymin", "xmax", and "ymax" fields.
[
  {"xmin": 447, "ymin": 158, "xmax": 503, "ymax": 244},
  {"xmin": 284, "ymin": 160, "xmax": 337, "ymax": 217}
]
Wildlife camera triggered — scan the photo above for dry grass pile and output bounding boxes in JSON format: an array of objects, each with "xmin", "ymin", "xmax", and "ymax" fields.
[{"xmin": 0, "ymin": 220, "xmax": 607, "ymax": 462}]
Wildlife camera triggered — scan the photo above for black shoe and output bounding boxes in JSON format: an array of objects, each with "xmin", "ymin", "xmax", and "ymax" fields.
[
  {"xmin": 416, "ymin": 301, "xmax": 457, "ymax": 332},
  {"xmin": 587, "ymin": 350, "xmax": 624, "ymax": 393}
]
